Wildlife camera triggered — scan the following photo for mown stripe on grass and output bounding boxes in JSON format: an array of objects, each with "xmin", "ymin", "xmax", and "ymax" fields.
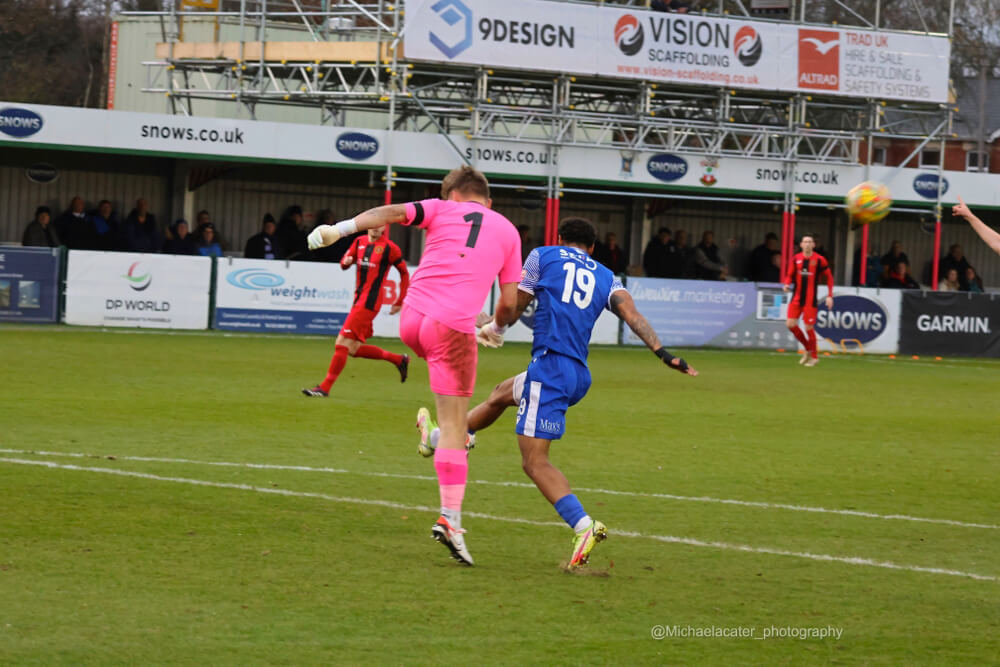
[
  {"xmin": 2, "ymin": 456, "xmax": 997, "ymax": 583},
  {"xmin": 2, "ymin": 448, "xmax": 996, "ymax": 531}
]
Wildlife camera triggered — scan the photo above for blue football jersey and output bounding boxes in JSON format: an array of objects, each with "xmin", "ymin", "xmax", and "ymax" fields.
[{"xmin": 519, "ymin": 246, "xmax": 625, "ymax": 365}]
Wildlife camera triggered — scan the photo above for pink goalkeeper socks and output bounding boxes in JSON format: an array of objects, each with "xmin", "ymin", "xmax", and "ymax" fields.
[{"xmin": 434, "ymin": 447, "xmax": 468, "ymax": 512}]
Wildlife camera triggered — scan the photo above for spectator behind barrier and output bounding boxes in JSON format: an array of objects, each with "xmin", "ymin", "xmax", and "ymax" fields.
[
  {"xmin": 880, "ymin": 240, "xmax": 909, "ymax": 283},
  {"xmin": 693, "ymin": 230, "xmax": 727, "ymax": 280},
  {"xmin": 163, "ymin": 219, "xmax": 198, "ymax": 255},
  {"xmin": 851, "ymin": 247, "xmax": 882, "ymax": 286},
  {"xmin": 940, "ymin": 244, "xmax": 973, "ymax": 290},
  {"xmin": 937, "ymin": 268, "xmax": 960, "ymax": 291},
  {"xmin": 643, "ymin": 227, "xmax": 672, "ymax": 277},
  {"xmin": 196, "ymin": 223, "xmax": 223, "ymax": 257},
  {"xmin": 594, "ymin": 232, "xmax": 626, "ymax": 274},
  {"xmin": 244, "ymin": 213, "xmax": 283, "ymax": 260},
  {"xmin": 965, "ymin": 267, "xmax": 984, "ymax": 293},
  {"xmin": 55, "ymin": 196, "xmax": 98, "ymax": 250},
  {"xmin": 669, "ymin": 228, "xmax": 693, "ymax": 278},
  {"xmin": 90, "ymin": 199, "xmax": 120, "ymax": 251},
  {"xmin": 194, "ymin": 209, "xmax": 228, "ymax": 251},
  {"xmin": 748, "ymin": 232, "xmax": 780, "ymax": 282},
  {"xmin": 123, "ymin": 198, "xmax": 161, "ymax": 253},
  {"xmin": 277, "ymin": 205, "xmax": 308, "ymax": 260},
  {"xmin": 882, "ymin": 260, "xmax": 919, "ymax": 289},
  {"xmin": 22, "ymin": 206, "xmax": 60, "ymax": 248}
]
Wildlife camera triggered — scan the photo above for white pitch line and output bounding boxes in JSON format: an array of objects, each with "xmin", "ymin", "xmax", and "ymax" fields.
[
  {"xmin": 2, "ymin": 448, "xmax": 996, "ymax": 531},
  {"xmin": 1, "ymin": 457, "xmax": 996, "ymax": 583}
]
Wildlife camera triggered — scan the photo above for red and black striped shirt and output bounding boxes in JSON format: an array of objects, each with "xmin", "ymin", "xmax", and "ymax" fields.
[
  {"xmin": 342, "ymin": 235, "xmax": 409, "ymax": 311},
  {"xmin": 783, "ymin": 252, "xmax": 834, "ymax": 308}
]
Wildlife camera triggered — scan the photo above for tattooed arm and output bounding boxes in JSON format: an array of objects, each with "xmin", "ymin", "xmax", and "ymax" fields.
[{"xmin": 609, "ymin": 290, "xmax": 698, "ymax": 376}]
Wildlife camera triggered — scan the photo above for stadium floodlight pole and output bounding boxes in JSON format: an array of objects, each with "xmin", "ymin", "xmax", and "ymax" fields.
[
  {"xmin": 544, "ymin": 176, "xmax": 556, "ymax": 246},
  {"xmin": 384, "ymin": 0, "xmax": 397, "ymax": 207},
  {"xmin": 931, "ymin": 111, "xmax": 949, "ymax": 290},
  {"xmin": 858, "ymin": 100, "xmax": 876, "ymax": 287},
  {"xmin": 237, "ymin": 0, "xmax": 246, "ymax": 116}
]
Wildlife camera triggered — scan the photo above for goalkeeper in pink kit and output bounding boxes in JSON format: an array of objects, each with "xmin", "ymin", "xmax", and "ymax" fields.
[{"xmin": 308, "ymin": 166, "xmax": 522, "ymax": 566}]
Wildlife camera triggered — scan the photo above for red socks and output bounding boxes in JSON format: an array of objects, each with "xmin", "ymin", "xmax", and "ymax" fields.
[
  {"xmin": 320, "ymin": 345, "xmax": 349, "ymax": 393},
  {"xmin": 789, "ymin": 326, "xmax": 809, "ymax": 349},
  {"xmin": 806, "ymin": 328, "xmax": 818, "ymax": 358},
  {"xmin": 356, "ymin": 344, "xmax": 403, "ymax": 366},
  {"xmin": 320, "ymin": 344, "xmax": 404, "ymax": 393},
  {"xmin": 789, "ymin": 326, "xmax": 818, "ymax": 358}
]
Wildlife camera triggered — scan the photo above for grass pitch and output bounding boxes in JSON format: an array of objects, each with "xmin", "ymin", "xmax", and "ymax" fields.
[{"xmin": 1, "ymin": 325, "xmax": 998, "ymax": 665}]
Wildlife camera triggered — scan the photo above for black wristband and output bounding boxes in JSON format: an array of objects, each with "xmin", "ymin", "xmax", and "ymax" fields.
[{"xmin": 655, "ymin": 346, "xmax": 688, "ymax": 372}]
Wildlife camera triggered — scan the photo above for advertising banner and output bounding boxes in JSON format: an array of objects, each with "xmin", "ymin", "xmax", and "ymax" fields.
[
  {"xmin": 750, "ymin": 285, "xmax": 901, "ymax": 354},
  {"xmin": 623, "ymin": 278, "xmax": 758, "ymax": 347},
  {"xmin": 6, "ymin": 102, "xmax": 1000, "ymax": 207},
  {"xmin": 0, "ymin": 246, "xmax": 60, "ymax": 323},
  {"xmin": 64, "ymin": 250, "xmax": 211, "ymax": 329},
  {"xmin": 404, "ymin": 0, "xmax": 598, "ymax": 77},
  {"xmin": 404, "ymin": 0, "xmax": 950, "ymax": 103},
  {"xmin": 624, "ymin": 279, "xmax": 900, "ymax": 353},
  {"xmin": 899, "ymin": 291, "xmax": 1000, "ymax": 357},
  {"xmin": 215, "ymin": 258, "xmax": 356, "ymax": 334}
]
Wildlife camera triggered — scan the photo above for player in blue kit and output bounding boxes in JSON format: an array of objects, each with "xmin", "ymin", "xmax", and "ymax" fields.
[{"xmin": 416, "ymin": 217, "xmax": 698, "ymax": 568}]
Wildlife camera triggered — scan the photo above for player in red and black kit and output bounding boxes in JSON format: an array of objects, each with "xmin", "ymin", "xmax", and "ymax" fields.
[
  {"xmin": 303, "ymin": 225, "xmax": 410, "ymax": 396},
  {"xmin": 782, "ymin": 233, "xmax": 834, "ymax": 367}
]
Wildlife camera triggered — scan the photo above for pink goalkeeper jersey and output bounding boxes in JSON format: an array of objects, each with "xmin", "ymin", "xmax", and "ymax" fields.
[{"xmin": 402, "ymin": 198, "xmax": 522, "ymax": 333}]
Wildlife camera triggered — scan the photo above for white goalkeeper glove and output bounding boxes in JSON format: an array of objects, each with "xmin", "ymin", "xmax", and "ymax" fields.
[
  {"xmin": 307, "ymin": 218, "xmax": 359, "ymax": 250},
  {"xmin": 476, "ymin": 320, "xmax": 506, "ymax": 348}
]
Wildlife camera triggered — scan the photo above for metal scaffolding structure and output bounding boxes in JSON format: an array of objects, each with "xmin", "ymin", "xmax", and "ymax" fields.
[{"xmin": 131, "ymin": 0, "xmax": 957, "ymax": 281}]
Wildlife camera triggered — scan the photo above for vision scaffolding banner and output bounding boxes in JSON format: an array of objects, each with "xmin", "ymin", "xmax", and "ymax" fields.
[
  {"xmin": 64, "ymin": 250, "xmax": 211, "ymax": 329},
  {"xmin": 0, "ymin": 246, "xmax": 60, "ymax": 323},
  {"xmin": 623, "ymin": 278, "xmax": 901, "ymax": 353},
  {"xmin": 403, "ymin": 0, "xmax": 950, "ymax": 103},
  {"xmin": 898, "ymin": 291, "xmax": 1000, "ymax": 357},
  {"xmin": 215, "ymin": 258, "xmax": 358, "ymax": 334}
]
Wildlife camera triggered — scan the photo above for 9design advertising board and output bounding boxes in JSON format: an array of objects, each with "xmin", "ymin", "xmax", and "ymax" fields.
[
  {"xmin": 64, "ymin": 251, "xmax": 212, "ymax": 329},
  {"xmin": 0, "ymin": 246, "xmax": 60, "ymax": 323},
  {"xmin": 214, "ymin": 258, "xmax": 355, "ymax": 334}
]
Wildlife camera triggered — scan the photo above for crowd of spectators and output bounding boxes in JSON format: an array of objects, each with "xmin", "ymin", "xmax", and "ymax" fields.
[
  {"xmin": 869, "ymin": 240, "xmax": 983, "ymax": 292},
  {"xmin": 19, "ymin": 196, "xmax": 350, "ymax": 263},
  {"xmin": 20, "ymin": 198, "xmax": 990, "ymax": 290},
  {"xmin": 639, "ymin": 227, "xmax": 729, "ymax": 280}
]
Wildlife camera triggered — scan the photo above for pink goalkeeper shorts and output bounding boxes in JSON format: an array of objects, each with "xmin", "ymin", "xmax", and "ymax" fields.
[{"xmin": 399, "ymin": 305, "xmax": 477, "ymax": 397}]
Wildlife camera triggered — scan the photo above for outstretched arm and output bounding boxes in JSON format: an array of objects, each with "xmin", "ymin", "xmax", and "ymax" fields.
[
  {"xmin": 954, "ymin": 196, "xmax": 1000, "ymax": 256},
  {"xmin": 476, "ymin": 284, "xmax": 528, "ymax": 347},
  {"xmin": 308, "ymin": 204, "xmax": 409, "ymax": 249},
  {"xmin": 610, "ymin": 290, "xmax": 698, "ymax": 376},
  {"xmin": 495, "ymin": 287, "xmax": 534, "ymax": 328}
]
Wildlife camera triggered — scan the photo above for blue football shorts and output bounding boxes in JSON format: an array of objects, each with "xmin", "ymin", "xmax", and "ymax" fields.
[{"xmin": 513, "ymin": 350, "xmax": 592, "ymax": 440}]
